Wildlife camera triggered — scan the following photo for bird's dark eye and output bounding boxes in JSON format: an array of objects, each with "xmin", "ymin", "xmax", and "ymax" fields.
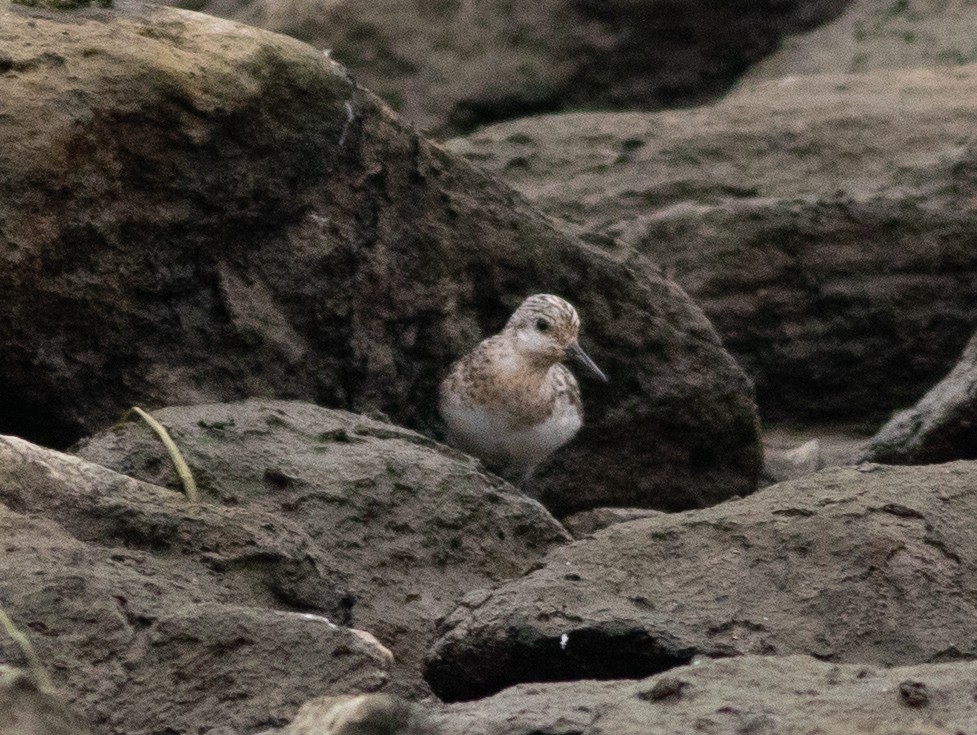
[{"xmin": 536, "ymin": 318, "xmax": 550, "ymax": 332}]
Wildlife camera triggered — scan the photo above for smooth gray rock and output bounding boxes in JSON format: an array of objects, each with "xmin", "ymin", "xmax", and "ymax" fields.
[
  {"xmin": 762, "ymin": 437, "xmax": 824, "ymax": 484},
  {"xmin": 288, "ymin": 694, "xmax": 436, "ymax": 735}
]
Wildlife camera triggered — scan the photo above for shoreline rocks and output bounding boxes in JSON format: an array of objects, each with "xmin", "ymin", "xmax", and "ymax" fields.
[
  {"xmin": 0, "ymin": 0, "xmax": 761, "ymax": 514},
  {"xmin": 426, "ymin": 461, "xmax": 977, "ymax": 701}
]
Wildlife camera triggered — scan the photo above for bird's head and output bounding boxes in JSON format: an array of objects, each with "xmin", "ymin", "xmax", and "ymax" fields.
[{"xmin": 504, "ymin": 294, "xmax": 608, "ymax": 382}]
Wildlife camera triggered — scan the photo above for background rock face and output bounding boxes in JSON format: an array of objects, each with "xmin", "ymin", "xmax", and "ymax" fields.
[
  {"xmin": 160, "ymin": 0, "xmax": 850, "ymax": 135},
  {"xmin": 0, "ymin": 1, "xmax": 761, "ymax": 514},
  {"xmin": 741, "ymin": 0, "xmax": 977, "ymax": 84},
  {"xmin": 448, "ymin": 67, "xmax": 977, "ymax": 425},
  {"xmin": 426, "ymin": 462, "xmax": 977, "ymax": 701},
  {"xmin": 0, "ymin": 435, "xmax": 391, "ymax": 735},
  {"xmin": 74, "ymin": 399, "xmax": 570, "ymax": 696},
  {"xmin": 431, "ymin": 656, "xmax": 977, "ymax": 735}
]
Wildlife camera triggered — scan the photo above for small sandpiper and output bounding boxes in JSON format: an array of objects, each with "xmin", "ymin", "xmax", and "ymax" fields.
[{"xmin": 439, "ymin": 294, "xmax": 608, "ymax": 483}]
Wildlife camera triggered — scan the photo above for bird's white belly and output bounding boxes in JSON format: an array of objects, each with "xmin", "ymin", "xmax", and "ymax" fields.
[{"xmin": 440, "ymin": 395, "xmax": 582, "ymax": 474}]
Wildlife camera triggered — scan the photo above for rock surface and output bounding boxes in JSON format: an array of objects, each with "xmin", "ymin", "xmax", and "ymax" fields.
[
  {"xmin": 561, "ymin": 507, "xmax": 665, "ymax": 538},
  {"xmin": 426, "ymin": 461, "xmax": 977, "ymax": 701},
  {"xmin": 0, "ymin": 436, "xmax": 391, "ymax": 735},
  {"xmin": 449, "ymin": 66, "xmax": 977, "ymax": 425},
  {"xmin": 0, "ymin": 0, "xmax": 760, "ymax": 515},
  {"xmin": 863, "ymin": 330, "xmax": 977, "ymax": 465},
  {"xmin": 0, "ymin": 667, "xmax": 94, "ymax": 735},
  {"xmin": 741, "ymin": 0, "xmax": 977, "ymax": 84},
  {"xmin": 431, "ymin": 656, "xmax": 975, "ymax": 735},
  {"xmin": 74, "ymin": 399, "xmax": 570, "ymax": 695},
  {"xmin": 161, "ymin": 0, "xmax": 849, "ymax": 135}
]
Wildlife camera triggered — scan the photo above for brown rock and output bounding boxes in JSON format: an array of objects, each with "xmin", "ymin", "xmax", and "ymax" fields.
[
  {"xmin": 157, "ymin": 0, "xmax": 849, "ymax": 135},
  {"xmin": 73, "ymin": 399, "xmax": 570, "ymax": 696},
  {"xmin": 0, "ymin": 2, "xmax": 761, "ymax": 515},
  {"xmin": 425, "ymin": 462, "xmax": 977, "ymax": 701},
  {"xmin": 762, "ymin": 425, "xmax": 868, "ymax": 484},
  {"xmin": 1, "ymin": 433, "xmax": 353, "ymax": 621},
  {"xmin": 0, "ymin": 441, "xmax": 390, "ymax": 735},
  {"xmin": 449, "ymin": 67, "xmax": 977, "ymax": 425},
  {"xmin": 862, "ymin": 331, "xmax": 977, "ymax": 465},
  {"xmin": 427, "ymin": 656, "xmax": 970, "ymax": 735},
  {"xmin": 636, "ymin": 676, "xmax": 687, "ymax": 702}
]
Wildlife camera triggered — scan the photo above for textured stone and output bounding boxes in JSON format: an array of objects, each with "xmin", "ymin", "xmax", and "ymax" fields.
[
  {"xmin": 0, "ymin": 438, "xmax": 390, "ymax": 735},
  {"xmin": 74, "ymin": 399, "xmax": 570, "ymax": 695},
  {"xmin": 287, "ymin": 694, "xmax": 435, "ymax": 735},
  {"xmin": 762, "ymin": 437, "xmax": 824, "ymax": 484},
  {"xmin": 561, "ymin": 507, "xmax": 665, "ymax": 538},
  {"xmin": 429, "ymin": 656, "xmax": 975, "ymax": 735},
  {"xmin": 426, "ymin": 462, "xmax": 977, "ymax": 701}
]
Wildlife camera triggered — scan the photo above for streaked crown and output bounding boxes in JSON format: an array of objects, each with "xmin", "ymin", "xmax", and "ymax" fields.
[{"xmin": 504, "ymin": 294, "xmax": 580, "ymax": 346}]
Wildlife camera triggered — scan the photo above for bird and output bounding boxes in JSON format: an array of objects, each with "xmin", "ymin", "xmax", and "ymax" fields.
[{"xmin": 438, "ymin": 294, "xmax": 608, "ymax": 484}]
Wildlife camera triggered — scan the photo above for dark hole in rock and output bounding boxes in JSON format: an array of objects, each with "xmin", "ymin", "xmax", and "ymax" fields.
[{"xmin": 425, "ymin": 625, "xmax": 694, "ymax": 702}]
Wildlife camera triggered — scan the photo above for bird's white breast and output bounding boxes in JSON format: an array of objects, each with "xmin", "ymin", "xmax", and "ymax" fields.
[{"xmin": 439, "ymin": 388, "xmax": 582, "ymax": 477}]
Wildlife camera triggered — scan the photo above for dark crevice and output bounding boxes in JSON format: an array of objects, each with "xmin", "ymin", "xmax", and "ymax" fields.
[{"xmin": 425, "ymin": 625, "xmax": 695, "ymax": 702}]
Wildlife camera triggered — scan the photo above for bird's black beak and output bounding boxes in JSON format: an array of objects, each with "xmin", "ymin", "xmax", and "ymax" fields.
[{"xmin": 565, "ymin": 342, "xmax": 609, "ymax": 383}]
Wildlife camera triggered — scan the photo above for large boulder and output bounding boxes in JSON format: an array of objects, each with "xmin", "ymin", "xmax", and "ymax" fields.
[
  {"xmin": 161, "ymin": 0, "xmax": 849, "ymax": 135},
  {"xmin": 863, "ymin": 330, "xmax": 977, "ymax": 464},
  {"xmin": 0, "ymin": 436, "xmax": 391, "ymax": 735},
  {"xmin": 426, "ymin": 461, "xmax": 977, "ymax": 701},
  {"xmin": 430, "ymin": 656, "xmax": 977, "ymax": 735},
  {"xmin": 448, "ymin": 66, "xmax": 977, "ymax": 425},
  {"xmin": 0, "ymin": 1, "xmax": 761, "ymax": 514},
  {"xmin": 73, "ymin": 399, "xmax": 570, "ymax": 695}
]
